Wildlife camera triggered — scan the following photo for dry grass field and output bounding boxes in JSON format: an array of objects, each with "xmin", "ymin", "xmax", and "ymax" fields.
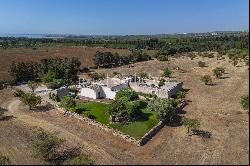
[
  {"xmin": 0, "ymin": 53, "xmax": 248, "ymax": 164},
  {"xmin": 0, "ymin": 47, "xmax": 156, "ymax": 81}
]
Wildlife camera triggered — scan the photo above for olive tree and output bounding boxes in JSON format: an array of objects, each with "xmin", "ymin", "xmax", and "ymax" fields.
[
  {"xmin": 182, "ymin": 117, "xmax": 200, "ymax": 136},
  {"xmin": 20, "ymin": 93, "xmax": 42, "ymax": 110},
  {"xmin": 201, "ymin": 75, "xmax": 212, "ymax": 85},
  {"xmin": 212, "ymin": 67, "xmax": 225, "ymax": 78},
  {"xmin": 148, "ymin": 98, "xmax": 177, "ymax": 122}
]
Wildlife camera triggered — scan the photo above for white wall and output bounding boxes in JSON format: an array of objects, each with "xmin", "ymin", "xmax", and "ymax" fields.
[
  {"xmin": 80, "ymin": 88, "xmax": 98, "ymax": 99},
  {"xmin": 101, "ymin": 86, "xmax": 116, "ymax": 99}
]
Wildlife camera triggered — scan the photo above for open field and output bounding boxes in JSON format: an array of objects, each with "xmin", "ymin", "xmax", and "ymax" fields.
[
  {"xmin": 0, "ymin": 47, "xmax": 156, "ymax": 81},
  {"xmin": 0, "ymin": 54, "xmax": 248, "ymax": 164}
]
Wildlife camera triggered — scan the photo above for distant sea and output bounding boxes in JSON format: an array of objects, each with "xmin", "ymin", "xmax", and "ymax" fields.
[{"xmin": 0, "ymin": 34, "xmax": 64, "ymax": 39}]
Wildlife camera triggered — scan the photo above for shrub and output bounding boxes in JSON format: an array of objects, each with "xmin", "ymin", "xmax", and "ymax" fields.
[
  {"xmin": 137, "ymin": 92, "xmax": 157, "ymax": 99},
  {"xmin": 113, "ymin": 72, "xmax": 120, "ymax": 76},
  {"xmin": 28, "ymin": 80, "xmax": 39, "ymax": 92},
  {"xmin": 73, "ymin": 106, "xmax": 86, "ymax": 114},
  {"xmin": 0, "ymin": 155, "xmax": 11, "ymax": 165},
  {"xmin": 138, "ymin": 72, "xmax": 148, "ymax": 81},
  {"xmin": 47, "ymin": 79, "xmax": 68, "ymax": 89},
  {"xmin": 241, "ymin": 95, "xmax": 249, "ymax": 111},
  {"xmin": 60, "ymin": 96, "xmax": 76, "ymax": 111},
  {"xmin": 88, "ymin": 72, "xmax": 103, "ymax": 81},
  {"xmin": 69, "ymin": 86, "xmax": 78, "ymax": 95},
  {"xmin": 198, "ymin": 61, "xmax": 206, "ymax": 67},
  {"xmin": 201, "ymin": 75, "xmax": 212, "ymax": 85},
  {"xmin": 233, "ymin": 60, "xmax": 238, "ymax": 66},
  {"xmin": 158, "ymin": 78, "xmax": 165, "ymax": 87},
  {"xmin": 33, "ymin": 130, "xmax": 63, "ymax": 163},
  {"xmin": 13, "ymin": 89, "xmax": 25, "ymax": 98},
  {"xmin": 83, "ymin": 112, "xmax": 95, "ymax": 119},
  {"xmin": 207, "ymin": 53, "xmax": 214, "ymax": 58},
  {"xmin": 63, "ymin": 156, "xmax": 94, "ymax": 165},
  {"xmin": 49, "ymin": 92, "xmax": 60, "ymax": 102},
  {"xmin": 187, "ymin": 53, "xmax": 196, "ymax": 60},
  {"xmin": 176, "ymin": 91, "xmax": 186, "ymax": 102},
  {"xmin": 162, "ymin": 67, "xmax": 172, "ymax": 77},
  {"xmin": 41, "ymin": 70, "xmax": 57, "ymax": 83},
  {"xmin": 157, "ymin": 54, "xmax": 169, "ymax": 61}
]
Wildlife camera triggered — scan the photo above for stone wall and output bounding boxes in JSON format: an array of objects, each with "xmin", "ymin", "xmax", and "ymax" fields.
[
  {"xmin": 130, "ymin": 83, "xmax": 169, "ymax": 98},
  {"xmin": 55, "ymin": 101, "xmax": 187, "ymax": 146},
  {"xmin": 138, "ymin": 120, "xmax": 166, "ymax": 145},
  {"xmin": 56, "ymin": 105, "xmax": 139, "ymax": 145}
]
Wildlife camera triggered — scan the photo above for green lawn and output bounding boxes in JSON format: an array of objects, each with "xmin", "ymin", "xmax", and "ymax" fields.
[
  {"xmin": 109, "ymin": 108, "xmax": 159, "ymax": 139},
  {"xmin": 75, "ymin": 102, "xmax": 159, "ymax": 139},
  {"xmin": 75, "ymin": 102, "xmax": 110, "ymax": 125}
]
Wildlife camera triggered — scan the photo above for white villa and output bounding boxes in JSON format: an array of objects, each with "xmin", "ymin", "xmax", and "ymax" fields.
[
  {"xmin": 79, "ymin": 74, "xmax": 183, "ymax": 100},
  {"xmin": 80, "ymin": 77, "xmax": 131, "ymax": 99}
]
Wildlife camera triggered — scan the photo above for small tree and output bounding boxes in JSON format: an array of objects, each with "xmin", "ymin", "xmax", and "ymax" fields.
[
  {"xmin": 201, "ymin": 75, "xmax": 212, "ymax": 85},
  {"xmin": 162, "ymin": 67, "xmax": 172, "ymax": 77},
  {"xmin": 20, "ymin": 93, "xmax": 42, "ymax": 110},
  {"xmin": 182, "ymin": 117, "xmax": 200, "ymax": 136},
  {"xmin": 60, "ymin": 96, "xmax": 76, "ymax": 111},
  {"xmin": 198, "ymin": 61, "xmax": 206, "ymax": 67},
  {"xmin": 241, "ymin": 95, "xmax": 249, "ymax": 111},
  {"xmin": 213, "ymin": 67, "xmax": 225, "ymax": 78},
  {"xmin": 28, "ymin": 80, "xmax": 39, "ymax": 92}
]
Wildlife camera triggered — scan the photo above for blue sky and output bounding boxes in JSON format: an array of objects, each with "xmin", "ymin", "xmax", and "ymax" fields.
[{"xmin": 0, "ymin": 0, "xmax": 248, "ymax": 35}]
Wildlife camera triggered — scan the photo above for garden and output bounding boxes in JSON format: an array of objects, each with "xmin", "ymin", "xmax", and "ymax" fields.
[
  {"xmin": 73, "ymin": 101, "xmax": 159, "ymax": 139},
  {"xmin": 60, "ymin": 88, "xmax": 179, "ymax": 139}
]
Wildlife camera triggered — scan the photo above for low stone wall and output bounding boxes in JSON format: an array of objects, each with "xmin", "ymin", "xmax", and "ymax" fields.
[
  {"xmin": 54, "ymin": 101, "xmax": 187, "ymax": 146},
  {"xmin": 137, "ymin": 120, "xmax": 166, "ymax": 146},
  {"xmin": 55, "ymin": 104, "xmax": 139, "ymax": 145}
]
